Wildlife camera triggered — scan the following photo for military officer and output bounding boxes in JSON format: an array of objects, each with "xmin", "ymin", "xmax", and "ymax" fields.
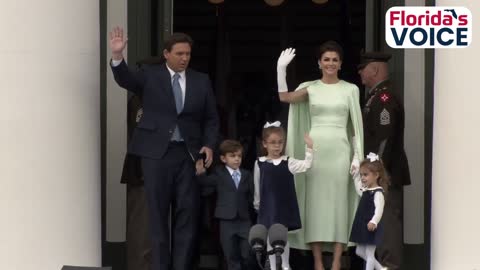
[{"xmin": 358, "ymin": 52, "xmax": 411, "ymax": 270}]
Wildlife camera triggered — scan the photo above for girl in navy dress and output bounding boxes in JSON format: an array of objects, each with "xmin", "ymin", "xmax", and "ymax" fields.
[
  {"xmin": 253, "ymin": 121, "xmax": 314, "ymax": 270},
  {"xmin": 350, "ymin": 152, "xmax": 390, "ymax": 270}
]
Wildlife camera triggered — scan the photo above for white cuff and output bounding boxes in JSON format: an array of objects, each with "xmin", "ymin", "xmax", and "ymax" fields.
[{"xmin": 111, "ymin": 59, "xmax": 123, "ymax": 67}]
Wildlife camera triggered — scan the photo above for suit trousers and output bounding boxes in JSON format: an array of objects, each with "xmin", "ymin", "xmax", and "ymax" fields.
[
  {"xmin": 219, "ymin": 219, "xmax": 251, "ymax": 270},
  {"xmin": 126, "ymin": 184, "xmax": 152, "ymax": 270},
  {"xmin": 376, "ymin": 185, "xmax": 404, "ymax": 270},
  {"xmin": 142, "ymin": 142, "xmax": 199, "ymax": 270}
]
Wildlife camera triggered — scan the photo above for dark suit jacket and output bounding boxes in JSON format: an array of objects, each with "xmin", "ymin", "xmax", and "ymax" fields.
[
  {"xmin": 111, "ymin": 60, "xmax": 219, "ymax": 160},
  {"xmin": 199, "ymin": 166, "xmax": 254, "ymax": 220}
]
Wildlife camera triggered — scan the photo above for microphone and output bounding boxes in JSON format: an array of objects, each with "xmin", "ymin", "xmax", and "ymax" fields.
[
  {"xmin": 249, "ymin": 224, "xmax": 268, "ymax": 269},
  {"xmin": 268, "ymin": 223, "xmax": 288, "ymax": 270}
]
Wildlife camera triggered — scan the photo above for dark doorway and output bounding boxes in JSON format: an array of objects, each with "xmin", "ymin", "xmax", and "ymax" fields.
[
  {"xmin": 173, "ymin": 1, "xmax": 366, "ymax": 269},
  {"xmin": 173, "ymin": 0, "xmax": 366, "ymax": 169},
  {"xmin": 101, "ymin": 1, "xmax": 432, "ymax": 269}
]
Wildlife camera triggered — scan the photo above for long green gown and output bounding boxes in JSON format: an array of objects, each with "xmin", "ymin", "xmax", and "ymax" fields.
[{"xmin": 286, "ymin": 79, "xmax": 364, "ymax": 252}]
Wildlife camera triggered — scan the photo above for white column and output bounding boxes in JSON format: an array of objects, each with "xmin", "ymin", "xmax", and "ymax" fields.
[
  {"xmin": 106, "ymin": 0, "xmax": 128, "ymax": 243},
  {"xmin": 432, "ymin": 1, "xmax": 480, "ymax": 269},
  {"xmin": 0, "ymin": 1, "xmax": 101, "ymax": 269},
  {"xmin": 403, "ymin": 0, "xmax": 425, "ymax": 245}
]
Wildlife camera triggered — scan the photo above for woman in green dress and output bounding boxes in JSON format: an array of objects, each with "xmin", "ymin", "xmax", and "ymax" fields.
[{"xmin": 276, "ymin": 41, "xmax": 364, "ymax": 270}]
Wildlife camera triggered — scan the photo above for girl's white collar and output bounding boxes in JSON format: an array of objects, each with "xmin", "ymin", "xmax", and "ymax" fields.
[
  {"xmin": 361, "ymin": 186, "xmax": 384, "ymax": 191},
  {"xmin": 258, "ymin": 155, "xmax": 288, "ymax": 165}
]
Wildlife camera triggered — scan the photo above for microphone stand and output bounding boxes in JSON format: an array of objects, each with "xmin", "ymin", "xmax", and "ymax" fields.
[
  {"xmin": 252, "ymin": 243, "xmax": 266, "ymax": 270},
  {"xmin": 264, "ymin": 256, "xmax": 270, "ymax": 270},
  {"xmin": 264, "ymin": 249, "xmax": 283, "ymax": 270}
]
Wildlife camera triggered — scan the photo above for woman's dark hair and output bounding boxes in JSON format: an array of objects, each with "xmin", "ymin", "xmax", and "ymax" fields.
[
  {"xmin": 316, "ymin": 40, "xmax": 344, "ymax": 61},
  {"xmin": 164, "ymin": 32, "xmax": 194, "ymax": 51}
]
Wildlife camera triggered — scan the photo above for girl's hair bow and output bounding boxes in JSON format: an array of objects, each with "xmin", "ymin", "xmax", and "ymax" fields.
[
  {"xmin": 263, "ymin": 121, "xmax": 281, "ymax": 128},
  {"xmin": 366, "ymin": 152, "xmax": 380, "ymax": 162}
]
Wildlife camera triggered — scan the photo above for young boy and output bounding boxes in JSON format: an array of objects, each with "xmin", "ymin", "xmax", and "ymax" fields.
[{"xmin": 197, "ymin": 139, "xmax": 254, "ymax": 270}]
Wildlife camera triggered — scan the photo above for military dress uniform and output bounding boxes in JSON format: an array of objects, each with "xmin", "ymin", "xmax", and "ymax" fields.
[{"xmin": 363, "ymin": 79, "xmax": 411, "ymax": 270}]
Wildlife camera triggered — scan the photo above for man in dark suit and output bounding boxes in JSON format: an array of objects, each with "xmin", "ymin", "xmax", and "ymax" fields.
[
  {"xmin": 197, "ymin": 140, "xmax": 254, "ymax": 270},
  {"xmin": 109, "ymin": 27, "xmax": 219, "ymax": 270},
  {"xmin": 358, "ymin": 52, "xmax": 411, "ymax": 270}
]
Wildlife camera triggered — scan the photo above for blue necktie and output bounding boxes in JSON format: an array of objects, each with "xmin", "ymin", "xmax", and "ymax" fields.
[
  {"xmin": 232, "ymin": 171, "xmax": 240, "ymax": 188},
  {"xmin": 172, "ymin": 73, "xmax": 183, "ymax": 113},
  {"xmin": 171, "ymin": 73, "xmax": 183, "ymax": 141}
]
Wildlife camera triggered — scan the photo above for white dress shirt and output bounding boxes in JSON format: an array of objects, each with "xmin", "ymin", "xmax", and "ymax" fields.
[
  {"xmin": 225, "ymin": 166, "xmax": 241, "ymax": 185},
  {"xmin": 165, "ymin": 64, "xmax": 186, "ymax": 105}
]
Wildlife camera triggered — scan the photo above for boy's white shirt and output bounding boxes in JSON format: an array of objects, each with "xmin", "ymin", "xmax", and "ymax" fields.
[{"xmin": 225, "ymin": 165, "xmax": 241, "ymax": 179}]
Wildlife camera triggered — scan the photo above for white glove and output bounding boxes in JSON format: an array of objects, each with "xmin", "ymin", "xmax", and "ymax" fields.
[
  {"xmin": 350, "ymin": 153, "xmax": 360, "ymax": 176},
  {"xmin": 277, "ymin": 48, "xmax": 296, "ymax": 92}
]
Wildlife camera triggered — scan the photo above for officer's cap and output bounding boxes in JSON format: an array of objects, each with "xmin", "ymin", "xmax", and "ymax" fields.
[{"xmin": 357, "ymin": 52, "xmax": 392, "ymax": 70}]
